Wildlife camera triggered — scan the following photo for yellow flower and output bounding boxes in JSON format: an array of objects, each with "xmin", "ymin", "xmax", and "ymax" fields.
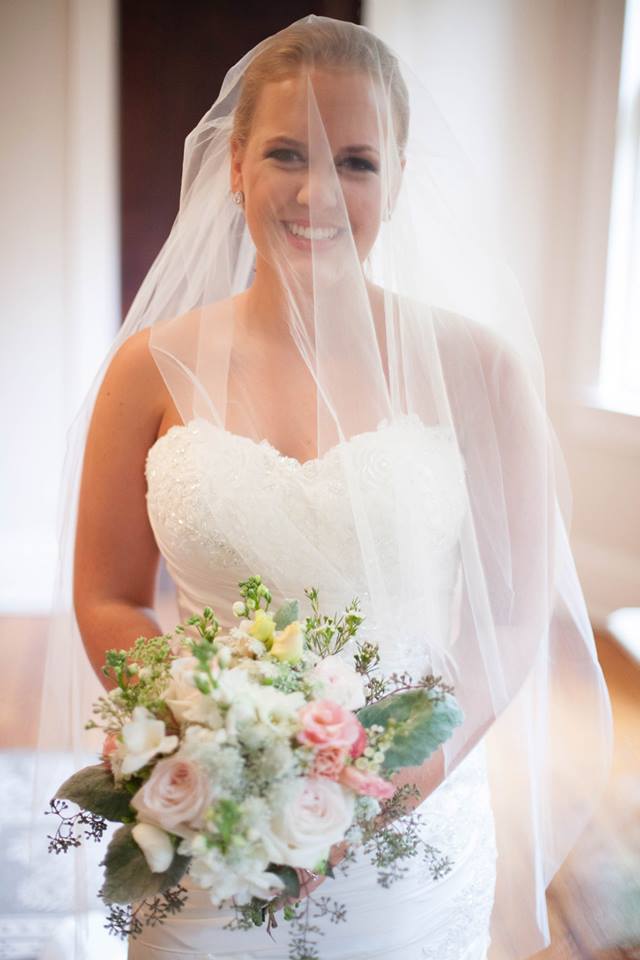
[
  {"xmin": 248, "ymin": 609, "xmax": 276, "ymax": 644},
  {"xmin": 270, "ymin": 621, "xmax": 305, "ymax": 663}
]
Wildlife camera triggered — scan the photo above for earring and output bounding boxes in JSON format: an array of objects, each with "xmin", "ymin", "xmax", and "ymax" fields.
[{"xmin": 232, "ymin": 190, "xmax": 244, "ymax": 206}]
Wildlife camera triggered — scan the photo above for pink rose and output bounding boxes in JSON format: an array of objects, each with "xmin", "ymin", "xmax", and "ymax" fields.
[
  {"xmin": 131, "ymin": 755, "xmax": 211, "ymax": 834},
  {"xmin": 297, "ymin": 700, "xmax": 362, "ymax": 751},
  {"xmin": 311, "ymin": 746, "xmax": 349, "ymax": 780},
  {"xmin": 339, "ymin": 765, "xmax": 396, "ymax": 800},
  {"xmin": 349, "ymin": 721, "xmax": 368, "ymax": 759}
]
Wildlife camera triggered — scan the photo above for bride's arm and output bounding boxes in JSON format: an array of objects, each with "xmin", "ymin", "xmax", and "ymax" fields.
[{"xmin": 74, "ymin": 329, "xmax": 167, "ymax": 686}]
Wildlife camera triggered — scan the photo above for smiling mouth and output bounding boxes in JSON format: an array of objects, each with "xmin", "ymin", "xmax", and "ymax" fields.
[{"xmin": 283, "ymin": 221, "xmax": 341, "ymax": 241}]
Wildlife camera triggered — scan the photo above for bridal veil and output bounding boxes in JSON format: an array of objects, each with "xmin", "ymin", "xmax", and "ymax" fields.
[{"xmin": 35, "ymin": 15, "xmax": 612, "ymax": 958}]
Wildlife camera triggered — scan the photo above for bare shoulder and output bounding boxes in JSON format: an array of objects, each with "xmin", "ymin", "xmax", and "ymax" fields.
[
  {"xmin": 84, "ymin": 327, "xmax": 173, "ymax": 466},
  {"xmin": 99, "ymin": 327, "xmax": 171, "ymax": 433},
  {"xmin": 108, "ymin": 327, "xmax": 165, "ymax": 401}
]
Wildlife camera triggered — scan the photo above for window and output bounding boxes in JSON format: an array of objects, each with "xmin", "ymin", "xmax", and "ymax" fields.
[{"xmin": 599, "ymin": 0, "xmax": 640, "ymax": 416}]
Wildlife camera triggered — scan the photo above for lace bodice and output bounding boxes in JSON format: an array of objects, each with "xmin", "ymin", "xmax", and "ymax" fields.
[{"xmin": 145, "ymin": 413, "xmax": 467, "ymax": 674}]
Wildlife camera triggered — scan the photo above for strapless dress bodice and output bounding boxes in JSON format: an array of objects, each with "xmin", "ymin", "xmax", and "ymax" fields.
[{"xmin": 145, "ymin": 414, "xmax": 467, "ymax": 674}]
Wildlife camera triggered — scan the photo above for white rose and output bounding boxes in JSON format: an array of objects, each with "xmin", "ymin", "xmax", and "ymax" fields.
[
  {"xmin": 132, "ymin": 822, "xmax": 174, "ymax": 873},
  {"xmin": 261, "ymin": 777, "xmax": 355, "ymax": 869},
  {"xmin": 310, "ymin": 655, "xmax": 366, "ymax": 710},
  {"xmin": 120, "ymin": 707, "xmax": 178, "ymax": 776},
  {"xmin": 253, "ymin": 686, "xmax": 306, "ymax": 735}
]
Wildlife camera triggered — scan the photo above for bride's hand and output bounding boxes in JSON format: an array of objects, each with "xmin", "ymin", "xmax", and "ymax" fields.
[
  {"xmin": 273, "ymin": 840, "xmax": 349, "ymax": 910},
  {"xmin": 271, "ymin": 868, "xmax": 326, "ymax": 911},
  {"xmin": 294, "ymin": 867, "xmax": 328, "ymax": 901}
]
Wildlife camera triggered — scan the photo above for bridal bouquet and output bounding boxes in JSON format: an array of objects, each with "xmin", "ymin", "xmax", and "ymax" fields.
[{"xmin": 47, "ymin": 576, "xmax": 463, "ymax": 955}]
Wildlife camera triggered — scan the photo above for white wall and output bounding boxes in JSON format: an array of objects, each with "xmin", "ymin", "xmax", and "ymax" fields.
[
  {"xmin": 365, "ymin": 0, "xmax": 637, "ymax": 623},
  {"xmin": 0, "ymin": 0, "xmax": 119, "ymax": 613}
]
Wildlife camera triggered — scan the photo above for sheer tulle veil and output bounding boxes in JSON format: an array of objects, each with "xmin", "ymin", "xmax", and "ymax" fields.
[{"xmin": 34, "ymin": 14, "xmax": 611, "ymax": 958}]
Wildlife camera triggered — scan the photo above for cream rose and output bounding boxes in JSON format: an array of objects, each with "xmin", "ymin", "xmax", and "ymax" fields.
[
  {"xmin": 162, "ymin": 656, "xmax": 224, "ymax": 728},
  {"xmin": 119, "ymin": 707, "xmax": 178, "ymax": 776},
  {"xmin": 131, "ymin": 755, "xmax": 212, "ymax": 834},
  {"xmin": 132, "ymin": 822, "xmax": 175, "ymax": 873},
  {"xmin": 261, "ymin": 777, "xmax": 355, "ymax": 869},
  {"xmin": 162, "ymin": 656, "xmax": 201, "ymax": 724}
]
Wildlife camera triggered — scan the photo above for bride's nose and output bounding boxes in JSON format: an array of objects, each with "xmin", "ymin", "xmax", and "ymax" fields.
[{"xmin": 296, "ymin": 167, "xmax": 339, "ymax": 212}]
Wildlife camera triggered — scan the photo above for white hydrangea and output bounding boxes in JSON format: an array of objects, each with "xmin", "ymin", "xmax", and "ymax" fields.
[
  {"xmin": 355, "ymin": 794, "xmax": 381, "ymax": 820},
  {"xmin": 179, "ymin": 725, "xmax": 245, "ymax": 796},
  {"xmin": 180, "ymin": 799, "xmax": 282, "ymax": 907},
  {"xmin": 247, "ymin": 739, "xmax": 298, "ymax": 783}
]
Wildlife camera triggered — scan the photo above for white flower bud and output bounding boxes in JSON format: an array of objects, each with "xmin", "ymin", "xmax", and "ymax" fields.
[
  {"xmin": 132, "ymin": 822, "xmax": 174, "ymax": 873},
  {"xmin": 190, "ymin": 834, "xmax": 209, "ymax": 856},
  {"xmin": 232, "ymin": 601, "xmax": 245, "ymax": 618}
]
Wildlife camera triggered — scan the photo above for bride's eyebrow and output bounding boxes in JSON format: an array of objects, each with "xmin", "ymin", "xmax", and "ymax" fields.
[
  {"xmin": 263, "ymin": 136, "xmax": 379, "ymax": 157},
  {"xmin": 263, "ymin": 136, "xmax": 306, "ymax": 149},
  {"xmin": 336, "ymin": 145, "xmax": 379, "ymax": 157}
]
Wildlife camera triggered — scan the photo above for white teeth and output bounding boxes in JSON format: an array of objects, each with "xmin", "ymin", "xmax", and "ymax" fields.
[{"xmin": 285, "ymin": 222, "xmax": 339, "ymax": 241}]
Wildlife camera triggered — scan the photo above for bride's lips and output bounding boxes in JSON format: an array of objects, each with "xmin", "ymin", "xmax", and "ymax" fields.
[{"xmin": 281, "ymin": 219, "xmax": 345, "ymax": 252}]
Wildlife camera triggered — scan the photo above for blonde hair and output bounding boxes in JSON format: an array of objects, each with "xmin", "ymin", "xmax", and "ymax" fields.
[{"xmin": 232, "ymin": 18, "xmax": 409, "ymax": 154}]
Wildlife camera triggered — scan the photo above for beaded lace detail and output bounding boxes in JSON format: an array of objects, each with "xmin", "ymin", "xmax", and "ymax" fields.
[{"xmin": 145, "ymin": 414, "xmax": 468, "ymax": 671}]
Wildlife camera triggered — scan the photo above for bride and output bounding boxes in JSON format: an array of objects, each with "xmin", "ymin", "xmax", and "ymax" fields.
[{"xmin": 59, "ymin": 14, "xmax": 610, "ymax": 960}]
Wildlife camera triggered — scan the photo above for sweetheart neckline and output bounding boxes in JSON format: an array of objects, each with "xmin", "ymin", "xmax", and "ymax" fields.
[{"xmin": 147, "ymin": 413, "xmax": 452, "ymax": 472}]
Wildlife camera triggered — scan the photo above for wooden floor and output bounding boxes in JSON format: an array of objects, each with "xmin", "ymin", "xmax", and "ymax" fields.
[
  {"xmin": 527, "ymin": 633, "xmax": 640, "ymax": 960},
  {"xmin": 1, "ymin": 620, "xmax": 638, "ymax": 957}
]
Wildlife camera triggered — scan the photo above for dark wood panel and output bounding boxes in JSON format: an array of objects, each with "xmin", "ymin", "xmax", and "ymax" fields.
[{"xmin": 119, "ymin": 0, "xmax": 361, "ymax": 315}]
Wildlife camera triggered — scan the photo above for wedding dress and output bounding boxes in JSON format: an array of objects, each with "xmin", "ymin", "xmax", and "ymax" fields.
[{"xmin": 129, "ymin": 414, "xmax": 498, "ymax": 960}]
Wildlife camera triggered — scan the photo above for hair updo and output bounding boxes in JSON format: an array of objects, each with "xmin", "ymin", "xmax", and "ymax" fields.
[{"xmin": 231, "ymin": 17, "xmax": 410, "ymax": 156}]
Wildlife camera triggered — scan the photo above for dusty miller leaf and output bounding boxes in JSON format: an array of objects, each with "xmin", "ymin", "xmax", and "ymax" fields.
[
  {"xmin": 100, "ymin": 824, "xmax": 190, "ymax": 904},
  {"xmin": 56, "ymin": 764, "xmax": 132, "ymax": 822},
  {"xmin": 274, "ymin": 599, "xmax": 299, "ymax": 631},
  {"xmin": 358, "ymin": 690, "xmax": 464, "ymax": 772}
]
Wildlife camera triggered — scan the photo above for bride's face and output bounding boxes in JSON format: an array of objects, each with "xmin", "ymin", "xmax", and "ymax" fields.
[{"xmin": 231, "ymin": 68, "xmax": 399, "ymax": 272}]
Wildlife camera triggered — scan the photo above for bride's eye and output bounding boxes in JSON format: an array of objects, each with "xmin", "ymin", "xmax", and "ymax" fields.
[
  {"xmin": 338, "ymin": 156, "xmax": 378, "ymax": 174},
  {"xmin": 266, "ymin": 148, "xmax": 306, "ymax": 165}
]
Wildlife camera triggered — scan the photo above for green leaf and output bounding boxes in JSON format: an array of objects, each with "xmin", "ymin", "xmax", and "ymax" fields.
[
  {"xmin": 273, "ymin": 599, "xmax": 299, "ymax": 632},
  {"xmin": 268, "ymin": 864, "xmax": 300, "ymax": 898},
  {"xmin": 56, "ymin": 764, "xmax": 133, "ymax": 822},
  {"xmin": 357, "ymin": 690, "xmax": 464, "ymax": 773},
  {"xmin": 99, "ymin": 824, "xmax": 190, "ymax": 904}
]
